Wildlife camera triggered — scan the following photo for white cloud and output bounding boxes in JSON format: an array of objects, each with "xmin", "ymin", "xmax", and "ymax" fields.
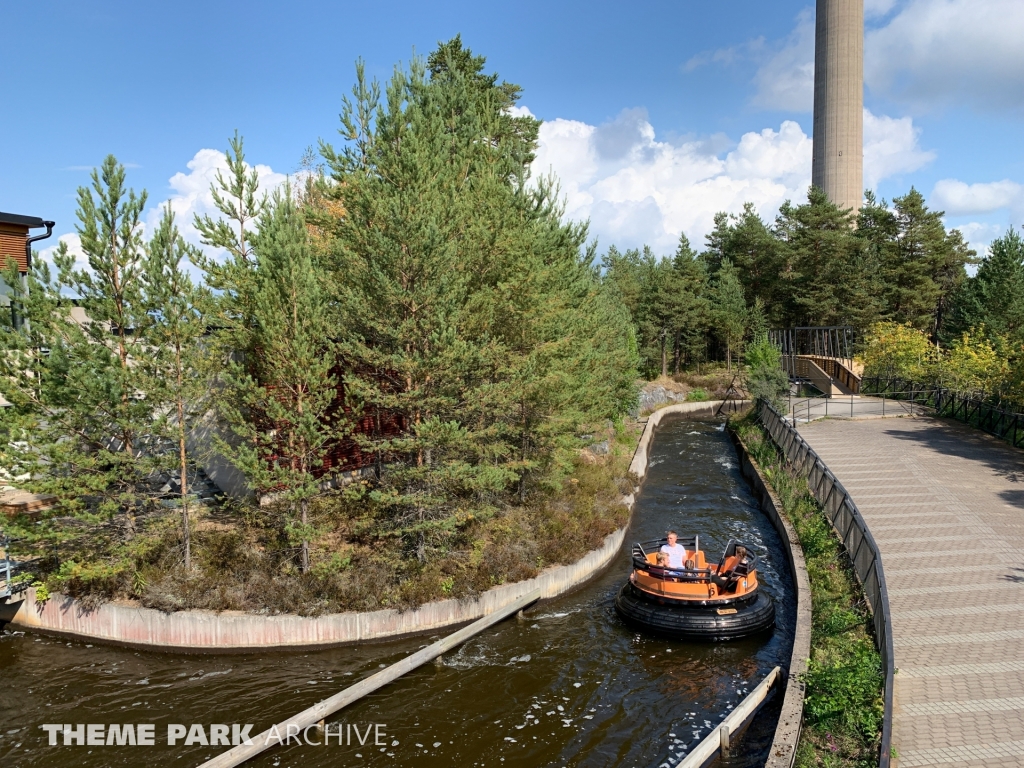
[
  {"xmin": 863, "ymin": 111, "xmax": 934, "ymax": 187},
  {"xmin": 864, "ymin": 0, "xmax": 898, "ymax": 18},
  {"xmin": 531, "ymin": 109, "xmax": 804, "ymax": 253},
  {"xmin": 952, "ymin": 221, "xmax": 1004, "ymax": 258},
  {"xmin": 41, "ymin": 150, "xmax": 293, "ymax": 273},
  {"xmin": 710, "ymin": 1, "xmax": 1024, "ymax": 114},
  {"xmin": 751, "ymin": 11, "xmax": 815, "ymax": 112},
  {"xmin": 37, "ymin": 233, "xmax": 87, "ymax": 273},
  {"xmin": 530, "ymin": 106, "xmax": 928, "ymax": 254},
  {"xmin": 931, "ymin": 179, "xmax": 1024, "ymax": 216},
  {"xmin": 866, "ymin": 0, "xmax": 1024, "ymax": 111},
  {"xmin": 150, "ymin": 149, "xmax": 291, "ymax": 255}
]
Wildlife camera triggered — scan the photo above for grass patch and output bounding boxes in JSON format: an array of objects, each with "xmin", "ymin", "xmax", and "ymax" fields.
[{"xmin": 731, "ymin": 412, "xmax": 883, "ymax": 768}]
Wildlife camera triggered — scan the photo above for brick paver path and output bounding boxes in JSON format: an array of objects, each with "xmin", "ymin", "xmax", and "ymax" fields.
[{"xmin": 797, "ymin": 416, "xmax": 1024, "ymax": 768}]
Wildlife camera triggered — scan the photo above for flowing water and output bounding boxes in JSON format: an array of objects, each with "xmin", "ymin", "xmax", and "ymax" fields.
[{"xmin": 0, "ymin": 417, "xmax": 794, "ymax": 768}]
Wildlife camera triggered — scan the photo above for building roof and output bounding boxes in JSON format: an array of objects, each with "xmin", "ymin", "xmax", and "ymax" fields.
[{"xmin": 0, "ymin": 212, "xmax": 49, "ymax": 228}]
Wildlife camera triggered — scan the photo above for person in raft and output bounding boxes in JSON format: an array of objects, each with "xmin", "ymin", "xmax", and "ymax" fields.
[{"xmin": 661, "ymin": 531, "xmax": 688, "ymax": 569}]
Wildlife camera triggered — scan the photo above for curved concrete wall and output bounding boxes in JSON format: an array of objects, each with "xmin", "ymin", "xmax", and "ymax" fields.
[
  {"xmin": 730, "ymin": 428, "xmax": 812, "ymax": 768},
  {"xmin": 2, "ymin": 400, "xmax": 741, "ymax": 652}
]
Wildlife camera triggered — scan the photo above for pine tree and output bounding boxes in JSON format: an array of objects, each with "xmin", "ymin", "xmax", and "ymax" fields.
[
  {"xmin": 193, "ymin": 132, "xmax": 266, "ymax": 359},
  {"xmin": 0, "ymin": 157, "xmax": 160, "ymax": 591},
  {"xmin": 215, "ymin": 189, "xmax": 339, "ymax": 574},
  {"xmin": 775, "ymin": 187, "xmax": 860, "ymax": 327},
  {"xmin": 142, "ymin": 207, "xmax": 211, "ymax": 571},
  {"xmin": 885, "ymin": 188, "xmax": 973, "ymax": 337},
  {"xmin": 945, "ymin": 228, "xmax": 1024, "ymax": 346},
  {"xmin": 668, "ymin": 234, "xmax": 711, "ymax": 374},
  {"xmin": 712, "ymin": 259, "xmax": 747, "ymax": 374},
  {"xmin": 318, "ymin": 40, "xmax": 636, "ymax": 553}
]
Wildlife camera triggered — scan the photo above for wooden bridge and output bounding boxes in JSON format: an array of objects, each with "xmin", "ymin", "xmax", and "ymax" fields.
[{"xmin": 770, "ymin": 326, "xmax": 863, "ymax": 395}]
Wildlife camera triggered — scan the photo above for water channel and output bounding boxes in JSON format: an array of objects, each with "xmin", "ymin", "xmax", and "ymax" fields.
[{"xmin": 0, "ymin": 416, "xmax": 795, "ymax": 768}]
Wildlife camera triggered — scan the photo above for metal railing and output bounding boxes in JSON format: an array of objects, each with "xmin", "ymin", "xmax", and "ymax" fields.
[
  {"xmin": 758, "ymin": 400, "xmax": 894, "ymax": 768},
  {"xmin": 783, "ymin": 393, "xmax": 926, "ymax": 422},
  {"xmin": 863, "ymin": 377, "xmax": 1024, "ymax": 450}
]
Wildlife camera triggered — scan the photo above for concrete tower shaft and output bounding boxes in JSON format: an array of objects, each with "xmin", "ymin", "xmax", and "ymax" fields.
[{"xmin": 811, "ymin": 0, "xmax": 864, "ymax": 215}]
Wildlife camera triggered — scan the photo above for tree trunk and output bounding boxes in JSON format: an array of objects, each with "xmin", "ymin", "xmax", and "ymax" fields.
[
  {"xmin": 175, "ymin": 344, "xmax": 191, "ymax": 571},
  {"xmin": 178, "ymin": 403, "xmax": 190, "ymax": 571},
  {"xmin": 660, "ymin": 331, "xmax": 668, "ymax": 378},
  {"xmin": 300, "ymin": 497, "xmax": 309, "ymax": 574},
  {"xmin": 727, "ymin": 343, "xmax": 732, "ymax": 375}
]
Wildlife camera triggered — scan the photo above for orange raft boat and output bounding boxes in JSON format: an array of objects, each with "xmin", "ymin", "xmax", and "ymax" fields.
[{"xmin": 614, "ymin": 536, "xmax": 775, "ymax": 641}]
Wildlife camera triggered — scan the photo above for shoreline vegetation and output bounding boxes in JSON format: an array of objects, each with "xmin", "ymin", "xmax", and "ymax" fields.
[
  {"xmin": 732, "ymin": 411, "xmax": 883, "ymax": 768},
  {"xmin": 1, "ymin": 38, "xmax": 643, "ymax": 613}
]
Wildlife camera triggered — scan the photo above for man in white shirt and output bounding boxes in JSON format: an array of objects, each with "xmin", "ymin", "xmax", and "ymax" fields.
[{"xmin": 660, "ymin": 531, "xmax": 688, "ymax": 569}]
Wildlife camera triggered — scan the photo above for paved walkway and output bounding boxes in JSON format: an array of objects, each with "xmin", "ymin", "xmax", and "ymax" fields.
[
  {"xmin": 787, "ymin": 395, "xmax": 926, "ymax": 423},
  {"xmin": 797, "ymin": 415, "xmax": 1024, "ymax": 768}
]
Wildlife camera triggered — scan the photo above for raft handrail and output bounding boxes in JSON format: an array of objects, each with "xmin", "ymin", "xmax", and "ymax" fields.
[
  {"xmin": 631, "ymin": 537, "xmax": 759, "ymax": 583},
  {"xmin": 673, "ymin": 665, "xmax": 781, "ymax": 768},
  {"xmin": 757, "ymin": 399, "xmax": 894, "ymax": 768}
]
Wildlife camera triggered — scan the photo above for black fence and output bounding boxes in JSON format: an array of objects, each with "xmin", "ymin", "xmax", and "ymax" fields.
[
  {"xmin": 862, "ymin": 376, "xmax": 1024, "ymax": 450},
  {"xmin": 758, "ymin": 400, "xmax": 894, "ymax": 768}
]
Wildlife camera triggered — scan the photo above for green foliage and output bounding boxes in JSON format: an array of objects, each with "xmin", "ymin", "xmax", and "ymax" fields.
[
  {"xmin": 601, "ymin": 235, "xmax": 711, "ymax": 378},
  {"xmin": 314, "ymin": 38, "xmax": 637, "ymax": 555},
  {"xmin": 879, "ymin": 189, "xmax": 975, "ymax": 338},
  {"xmin": 686, "ymin": 388, "xmax": 709, "ymax": 402},
  {"xmin": 732, "ymin": 415, "xmax": 883, "ymax": 767},
  {"xmin": 936, "ymin": 328, "xmax": 1011, "ymax": 393},
  {"xmin": 214, "ymin": 187, "xmax": 341, "ymax": 573},
  {"xmin": 711, "ymin": 259, "xmax": 747, "ymax": 373},
  {"xmin": 945, "ymin": 228, "xmax": 1024, "ymax": 347},
  {"xmin": 0, "ymin": 156, "xmax": 161, "ymax": 564},
  {"xmin": 142, "ymin": 207, "xmax": 211, "ymax": 570},
  {"xmin": 860, "ymin": 321, "xmax": 936, "ymax": 380},
  {"xmin": 776, "ymin": 187, "xmax": 877, "ymax": 329},
  {"xmin": 744, "ymin": 334, "xmax": 789, "ymax": 408}
]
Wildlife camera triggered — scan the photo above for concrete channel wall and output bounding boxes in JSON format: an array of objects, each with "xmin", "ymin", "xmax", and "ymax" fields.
[
  {"xmin": 729, "ymin": 428, "xmax": 812, "ymax": 768},
  {"xmin": 2, "ymin": 400, "xmax": 737, "ymax": 651}
]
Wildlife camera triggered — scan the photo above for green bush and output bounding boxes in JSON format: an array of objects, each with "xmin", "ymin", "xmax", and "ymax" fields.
[{"xmin": 731, "ymin": 413, "xmax": 883, "ymax": 768}]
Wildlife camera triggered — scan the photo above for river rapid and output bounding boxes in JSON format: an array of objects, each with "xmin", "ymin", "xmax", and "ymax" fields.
[{"xmin": 0, "ymin": 416, "xmax": 794, "ymax": 768}]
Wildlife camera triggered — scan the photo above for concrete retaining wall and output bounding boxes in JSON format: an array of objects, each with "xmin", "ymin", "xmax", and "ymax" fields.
[
  {"xmin": 3, "ymin": 529, "xmax": 627, "ymax": 651},
  {"xmin": 2, "ymin": 400, "xmax": 740, "ymax": 651},
  {"xmin": 729, "ymin": 428, "xmax": 812, "ymax": 768}
]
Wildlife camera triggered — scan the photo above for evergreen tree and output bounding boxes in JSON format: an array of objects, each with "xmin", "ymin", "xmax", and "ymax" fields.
[
  {"xmin": 668, "ymin": 235, "xmax": 712, "ymax": 374},
  {"xmin": 884, "ymin": 188, "xmax": 973, "ymax": 338},
  {"xmin": 724, "ymin": 203, "xmax": 788, "ymax": 325},
  {"xmin": 319, "ymin": 40, "xmax": 636, "ymax": 554},
  {"xmin": 215, "ymin": 189, "xmax": 339, "ymax": 573},
  {"xmin": 711, "ymin": 259, "xmax": 747, "ymax": 374},
  {"xmin": 945, "ymin": 229, "xmax": 1024, "ymax": 346},
  {"xmin": 193, "ymin": 132, "xmax": 266, "ymax": 360},
  {"xmin": 142, "ymin": 207, "xmax": 211, "ymax": 571},
  {"xmin": 0, "ymin": 157, "xmax": 161, "ymax": 592},
  {"xmin": 775, "ymin": 187, "xmax": 864, "ymax": 327}
]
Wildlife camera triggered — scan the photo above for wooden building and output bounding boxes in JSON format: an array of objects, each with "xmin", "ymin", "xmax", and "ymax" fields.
[{"xmin": 0, "ymin": 211, "xmax": 54, "ymax": 274}]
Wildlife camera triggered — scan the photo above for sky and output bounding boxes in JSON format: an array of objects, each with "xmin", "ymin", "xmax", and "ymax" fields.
[{"xmin": 2, "ymin": 0, "xmax": 1023, "ymax": 265}]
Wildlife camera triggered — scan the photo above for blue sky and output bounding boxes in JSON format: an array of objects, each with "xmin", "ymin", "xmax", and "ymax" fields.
[{"xmin": 2, "ymin": 0, "xmax": 1022, "ymax": 262}]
